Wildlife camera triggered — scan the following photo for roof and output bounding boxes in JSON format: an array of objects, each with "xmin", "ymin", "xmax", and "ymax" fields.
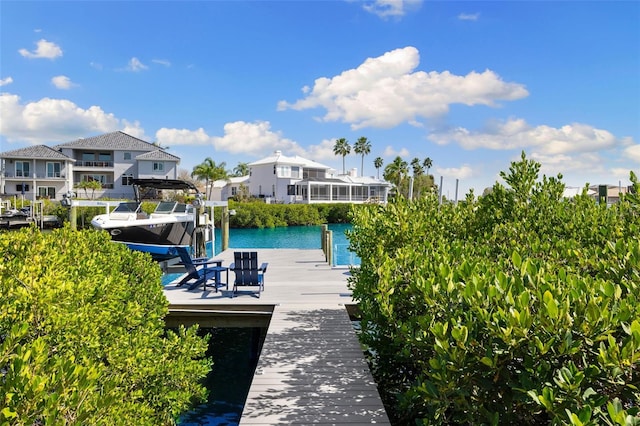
[
  {"xmin": 1, "ymin": 145, "xmax": 73, "ymax": 161},
  {"xmin": 248, "ymin": 150, "xmax": 331, "ymax": 170},
  {"xmin": 55, "ymin": 131, "xmax": 159, "ymax": 151},
  {"xmin": 297, "ymin": 176, "xmax": 391, "ymax": 186},
  {"xmin": 212, "ymin": 176, "xmax": 249, "ymax": 188},
  {"xmin": 136, "ymin": 149, "xmax": 180, "ymax": 161}
]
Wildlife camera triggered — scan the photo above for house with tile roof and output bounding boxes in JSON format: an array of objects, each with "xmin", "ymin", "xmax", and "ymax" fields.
[
  {"xmin": 0, "ymin": 131, "xmax": 180, "ymax": 201},
  {"xmin": 211, "ymin": 150, "xmax": 391, "ymax": 204},
  {"xmin": 0, "ymin": 145, "xmax": 75, "ymax": 201}
]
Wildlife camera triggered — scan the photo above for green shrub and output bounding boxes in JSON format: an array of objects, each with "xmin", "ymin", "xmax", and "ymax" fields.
[
  {"xmin": 226, "ymin": 201, "xmax": 349, "ymax": 228},
  {"xmin": 349, "ymin": 154, "xmax": 640, "ymax": 425},
  {"xmin": 0, "ymin": 226, "xmax": 210, "ymax": 425}
]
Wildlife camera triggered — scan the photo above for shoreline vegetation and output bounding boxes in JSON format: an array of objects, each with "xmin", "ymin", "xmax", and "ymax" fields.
[
  {"xmin": 26, "ymin": 200, "xmax": 358, "ymax": 230},
  {"xmin": 2, "ymin": 153, "xmax": 638, "ymax": 424},
  {"xmin": 349, "ymin": 153, "xmax": 639, "ymax": 425}
]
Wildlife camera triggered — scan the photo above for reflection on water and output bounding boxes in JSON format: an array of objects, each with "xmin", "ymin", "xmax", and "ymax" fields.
[{"xmin": 177, "ymin": 327, "xmax": 267, "ymax": 426}]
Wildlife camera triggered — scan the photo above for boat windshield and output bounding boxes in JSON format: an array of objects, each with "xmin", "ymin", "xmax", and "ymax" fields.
[
  {"xmin": 154, "ymin": 201, "xmax": 177, "ymax": 214},
  {"xmin": 112, "ymin": 202, "xmax": 140, "ymax": 213}
]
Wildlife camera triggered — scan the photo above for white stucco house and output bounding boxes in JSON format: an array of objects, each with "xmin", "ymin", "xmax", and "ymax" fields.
[{"xmin": 212, "ymin": 150, "xmax": 391, "ymax": 204}]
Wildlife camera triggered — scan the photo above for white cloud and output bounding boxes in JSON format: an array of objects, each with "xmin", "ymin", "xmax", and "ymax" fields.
[
  {"xmin": 51, "ymin": 75, "xmax": 74, "ymax": 89},
  {"xmin": 152, "ymin": 59, "xmax": 171, "ymax": 67},
  {"xmin": 124, "ymin": 57, "xmax": 148, "ymax": 72},
  {"xmin": 458, "ymin": 13, "xmax": 480, "ymax": 21},
  {"xmin": 122, "ymin": 120, "xmax": 147, "ymax": 140},
  {"xmin": 624, "ymin": 144, "xmax": 640, "ymax": 163},
  {"xmin": 18, "ymin": 39, "xmax": 63, "ymax": 59},
  {"xmin": 436, "ymin": 164, "xmax": 473, "ymax": 180},
  {"xmin": 362, "ymin": 0, "xmax": 422, "ymax": 19},
  {"xmin": 428, "ymin": 118, "xmax": 624, "ymax": 156},
  {"xmin": 383, "ymin": 145, "xmax": 410, "ymax": 157},
  {"xmin": 156, "ymin": 127, "xmax": 211, "ymax": 147},
  {"xmin": 0, "ymin": 77, "xmax": 13, "ymax": 86},
  {"xmin": 304, "ymin": 138, "xmax": 339, "ymax": 161},
  {"xmin": 213, "ymin": 121, "xmax": 301, "ymax": 154},
  {"xmin": 156, "ymin": 121, "xmax": 303, "ymax": 156},
  {"xmin": 278, "ymin": 46, "xmax": 528, "ymax": 130},
  {"xmin": 0, "ymin": 93, "xmax": 120, "ymax": 144}
]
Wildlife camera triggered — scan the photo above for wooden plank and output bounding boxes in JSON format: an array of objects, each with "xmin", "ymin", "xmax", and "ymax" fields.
[{"xmin": 164, "ymin": 249, "xmax": 390, "ymax": 425}]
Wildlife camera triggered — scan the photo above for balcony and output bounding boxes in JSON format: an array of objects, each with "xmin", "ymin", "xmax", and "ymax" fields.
[
  {"xmin": 74, "ymin": 160, "xmax": 113, "ymax": 168},
  {"xmin": 3, "ymin": 172, "xmax": 66, "ymax": 179}
]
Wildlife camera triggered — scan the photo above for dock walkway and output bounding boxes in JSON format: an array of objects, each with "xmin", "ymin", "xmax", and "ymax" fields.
[{"xmin": 163, "ymin": 248, "xmax": 390, "ymax": 425}]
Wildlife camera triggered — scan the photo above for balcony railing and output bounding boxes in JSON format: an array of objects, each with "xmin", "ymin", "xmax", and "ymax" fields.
[
  {"xmin": 3, "ymin": 172, "xmax": 66, "ymax": 179},
  {"xmin": 74, "ymin": 161, "xmax": 113, "ymax": 168}
]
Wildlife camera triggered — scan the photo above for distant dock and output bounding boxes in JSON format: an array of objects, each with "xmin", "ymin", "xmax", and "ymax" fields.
[{"xmin": 163, "ymin": 248, "xmax": 390, "ymax": 425}]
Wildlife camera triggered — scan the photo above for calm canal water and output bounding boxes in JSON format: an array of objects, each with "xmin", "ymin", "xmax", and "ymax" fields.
[
  {"xmin": 175, "ymin": 224, "xmax": 358, "ymax": 425},
  {"xmin": 211, "ymin": 223, "xmax": 359, "ymax": 266}
]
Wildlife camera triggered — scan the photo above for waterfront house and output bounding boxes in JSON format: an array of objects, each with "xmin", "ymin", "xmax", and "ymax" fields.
[
  {"xmin": 0, "ymin": 145, "xmax": 75, "ymax": 201},
  {"xmin": 213, "ymin": 150, "xmax": 391, "ymax": 204},
  {"xmin": 0, "ymin": 131, "xmax": 180, "ymax": 202},
  {"xmin": 563, "ymin": 184, "xmax": 633, "ymax": 205}
]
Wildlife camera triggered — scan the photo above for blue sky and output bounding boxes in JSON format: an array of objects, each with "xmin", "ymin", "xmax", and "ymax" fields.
[{"xmin": 1, "ymin": 0, "xmax": 639, "ymax": 198}]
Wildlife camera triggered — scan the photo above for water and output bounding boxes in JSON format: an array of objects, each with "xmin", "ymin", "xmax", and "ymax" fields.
[
  {"xmin": 211, "ymin": 223, "xmax": 359, "ymax": 266},
  {"xmin": 178, "ymin": 327, "xmax": 266, "ymax": 426}
]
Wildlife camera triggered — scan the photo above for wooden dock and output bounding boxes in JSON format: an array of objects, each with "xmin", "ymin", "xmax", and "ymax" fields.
[{"xmin": 163, "ymin": 248, "xmax": 390, "ymax": 425}]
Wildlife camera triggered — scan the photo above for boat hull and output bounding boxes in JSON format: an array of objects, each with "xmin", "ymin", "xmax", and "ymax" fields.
[{"xmin": 96, "ymin": 219, "xmax": 195, "ymax": 261}]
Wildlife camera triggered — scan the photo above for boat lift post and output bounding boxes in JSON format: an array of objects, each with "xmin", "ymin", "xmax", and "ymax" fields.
[{"xmin": 196, "ymin": 200, "xmax": 228, "ymax": 257}]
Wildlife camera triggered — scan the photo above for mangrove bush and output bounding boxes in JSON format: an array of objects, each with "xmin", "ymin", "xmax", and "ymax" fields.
[
  {"xmin": 349, "ymin": 153, "xmax": 639, "ymax": 425},
  {"xmin": 0, "ymin": 226, "xmax": 210, "ymax": 425}
]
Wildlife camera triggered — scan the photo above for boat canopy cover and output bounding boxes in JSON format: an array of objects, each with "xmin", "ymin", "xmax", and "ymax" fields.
[
  {"xmin": 132, "ymin": 179, "xmax": 200, "ymax": 202},
  {"xmin": 132, "ymin": 178, "xmax": 199, "ymax": 192}
]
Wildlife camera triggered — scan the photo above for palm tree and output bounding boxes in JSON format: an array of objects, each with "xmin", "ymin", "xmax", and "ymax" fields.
[
  {"xmin": 353, "ymin": 136, "xmax": 371, "ymax": 177},
  {"xmin": 411, "ymin": 157, "xmax": 424, "ymax": 176},
  {"xmin": 383, "ymin": 156, "xmax": 409, "ymax": 190},
  {"xmin": 333, "ymin": 138, "xmax": 351, "ymax": 175},
  {"xmin": 374, "ymin": 157, "xmax": 384, "ymax": 179},
  {"xmin": 423, "ymin": 157, "xmax": 433, "ymax": 177},
  {"xmin": 233, "ymin": 162, "xmax": 250, "ymax": 177},
  {"xmin": 191, "ymin": 157, "xmax": 228, "ymax": 200}
]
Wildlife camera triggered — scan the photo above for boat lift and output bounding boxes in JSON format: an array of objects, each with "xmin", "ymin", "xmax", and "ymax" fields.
[{"xmin": 64, "ymin": 196, "xmax": 230, "ymax": 267}]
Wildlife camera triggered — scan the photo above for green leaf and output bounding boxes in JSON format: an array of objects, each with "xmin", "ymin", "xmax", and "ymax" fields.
[
  {"xmin": 1, "ymin": 407, "xmax": 17, "ymax": 419},
  {"xmin": 543, "ymin": 290, "xmax": 559, "ymax": 319},
  {"xmin": 512, "ymin": 250, "xmax": 522, "ymax": 269}
]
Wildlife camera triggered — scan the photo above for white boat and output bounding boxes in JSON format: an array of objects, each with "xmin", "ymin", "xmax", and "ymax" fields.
[{"xmin": 91, "ymin": 179, "xmax": 202, "ymax": 260}]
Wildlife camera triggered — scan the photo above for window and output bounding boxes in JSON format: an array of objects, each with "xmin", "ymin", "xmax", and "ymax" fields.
[
  {"xmin": 231, "ymin": 187, "xmax": 237, "ymax": 196},
  {"xmin": 38, "ymin": 187, "xmax": 56, "ymax": 199},
  {"xmin": 16, "ymin": 184, "xmax": 29, "ymax": 193},
  {"xmin": 16, "ymin": 161, "xmax": 30, "ymax": 178},
  {"xmin": 276, "ymin": 165, "xmax": 291, "ymax": 177},
  {"xmin": 123, "ymin": 152, "xmax": 132, "ymax": 160},
  {"xmin": 153, "ymin": 162, "xmax": 164, "ymax": 171},
  {"xmin": 272, "ymin": 185, "xmax": 275, "ymax": 196},
  {"xmin": 98, "ymin": 152, "xmax": 111, "ymax": 161},
  {"xmin": 121, "ymin": 174, "xmax": 134, "ymax": 186},
  {"xmin": 304, "ymin": 168, "xmax": 324, "ymax": 179},
  {"xmin": 287, "ymin": 185, "xmax": 296, "ymax": 195},
  {"xmin": 81, "ymin": 174, "xmax": 107, "ymax": 184},
  {"xmin": 82, "ymin": 152, "xmax": 95, "ymax": 161},
  {"xmin": 291, "ymin": 166, "xmax": 300, "ymax": 178},
  {"xmin": 46, "ymin": 162, "xmax": 61, "ymax": 178}
]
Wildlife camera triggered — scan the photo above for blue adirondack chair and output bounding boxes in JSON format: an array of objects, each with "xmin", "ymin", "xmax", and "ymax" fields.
[
  {"xmin": 230, "ymin": 251, "xmax": 268, "ymax": 298},
  {"xmin": 175, "ymin": 247, "xmax": 227, "ymax": 291}
]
